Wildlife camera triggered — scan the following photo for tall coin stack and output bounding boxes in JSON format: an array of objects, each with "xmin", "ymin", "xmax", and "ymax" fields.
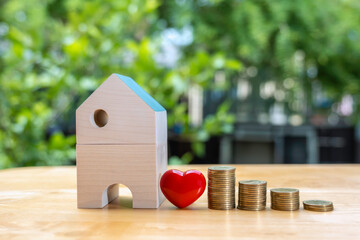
[
  {"xmin": 208, "ymin": 166, "xmax": 236, "ymax": 210},
  {"xmin": 238, "ymin": 180, "xmax": 267, "ymax": 211},
  {"xmin": 271, "ymin": 188, "xmax": 299, "ymax": 211}
]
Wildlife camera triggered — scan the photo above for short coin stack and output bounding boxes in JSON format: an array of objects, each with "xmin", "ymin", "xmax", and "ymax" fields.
[
  {"xmin": 238, "ymin": 180, "xmax": 267, "ymax": 211},
  {"xmin": 303, "ymin": 200, "xmax": 334, "ymax": 212},
  {"xmin": 208, "ymin": 166, "xmax": 236, "ymax": 210},
  {"xmin": 271, "ymin": 188, "xmax": 299, "ymax": 211}
]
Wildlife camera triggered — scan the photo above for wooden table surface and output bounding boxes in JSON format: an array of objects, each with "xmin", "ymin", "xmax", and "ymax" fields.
[{"xmin": 0, "ymin": 165, "xmax": 360, "ymax": 239}]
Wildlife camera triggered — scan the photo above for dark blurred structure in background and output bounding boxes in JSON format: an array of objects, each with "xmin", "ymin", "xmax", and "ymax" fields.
[{"xmin": 1, "ymin": 0, "xmax": 360, "ymax": 168}]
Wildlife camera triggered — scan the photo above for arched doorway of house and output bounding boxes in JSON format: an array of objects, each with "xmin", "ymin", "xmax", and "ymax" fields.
[{"xmin": 102, "ymin": 183, "xmax": 133, "ymax": 209}]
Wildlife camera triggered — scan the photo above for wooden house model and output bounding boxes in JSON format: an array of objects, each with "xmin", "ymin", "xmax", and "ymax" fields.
[{"xmin": 76, "ymin": 74, "xmax": 167, "ymax": 208}]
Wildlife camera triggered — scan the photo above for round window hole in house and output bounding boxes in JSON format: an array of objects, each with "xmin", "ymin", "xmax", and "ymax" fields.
[{"xmin": 92, "ymin": 109, "xmax": 108, "ymax": 128}]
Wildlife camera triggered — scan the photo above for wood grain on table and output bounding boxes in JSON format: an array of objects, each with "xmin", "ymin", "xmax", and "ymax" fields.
[{"xmin": 0, "ymin": 165, "xmax": 359, "ymax": 239}]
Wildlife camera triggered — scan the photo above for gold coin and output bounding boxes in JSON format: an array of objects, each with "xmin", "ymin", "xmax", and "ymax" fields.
[
  {"xmin": 239, "ymin": 191, "xmax": 266, "ymax": 195},
  {"xmin": 271, "ymin": 188, "xmax": 299, "ymax": 193},
  {"xmin": 303, "ymin": 200, "xmax": 334, "ymax": 212},
  {"xmin": 208, "ymin": 166, "xmax": 236, "ymax": 171},
  {"xmin": 208, "ymin": 202, "xmax": 235, "ymax": 206},
  {"xmin": 238, "ymin": 206, "xmax": 266, "ymax": 211},
  {"xmin": 208, "ymin": 196, "xmax": 235, "ymax": 199},
  {"xmin": 272, "ymin": 207, "xmax": 299, "ymax": 210},
  {"xmin": 239, "ymin": 180, "xmax": 267, "ymax": 185},
  {"xmin": 209, "ymin": 185, "xmax": 235, "ymax": 187},
  {"xmin": 239, "ymin": 199, "xmax": 266, "ymax": 203},
  {"xmin": 209, "ymin": 198, "xmax": 235, "ymax": 201},
  {"xmin": 208, "ymin": 191, "xmax": 235, "ymax": 194}
]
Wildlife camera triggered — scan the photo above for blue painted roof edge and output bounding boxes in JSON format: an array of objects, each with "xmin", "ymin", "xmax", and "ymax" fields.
[{"xmin": 115, "ymin": 74, "xmax": 166, "ymax": 112}]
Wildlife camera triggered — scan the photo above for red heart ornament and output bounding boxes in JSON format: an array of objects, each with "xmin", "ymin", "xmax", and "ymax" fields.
[{"xmin": 160, "ymin": 169, "xmax": 206, "ymax": 208}]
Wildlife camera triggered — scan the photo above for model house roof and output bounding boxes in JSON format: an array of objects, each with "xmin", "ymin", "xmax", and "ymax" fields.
[{"xmin": 115, "ymin": 74, "xmax": 165, "ymax": 112}]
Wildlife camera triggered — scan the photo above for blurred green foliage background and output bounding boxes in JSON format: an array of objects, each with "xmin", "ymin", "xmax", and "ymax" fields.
[{"xmin": 0, "ymin": 0, "xmax": 359, "ymax": 168}]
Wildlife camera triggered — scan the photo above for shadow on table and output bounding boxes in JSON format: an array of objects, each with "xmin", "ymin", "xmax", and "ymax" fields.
[{"xmin": 106, "ymin": 196, "xmax": 133, "ymax": 209}]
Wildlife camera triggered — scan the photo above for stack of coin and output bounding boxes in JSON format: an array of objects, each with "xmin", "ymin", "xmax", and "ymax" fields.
[
  {"xmin": 208, "ymin": 166, "xmax": 236, "ymax": 210},
  {"xmin": 271, "ymin": 188, "xmax": 299, "ymax": 211},
  {"xmin": 303, "ymin": 200, "xmax": 334, "ymax": 212},
  {"xmin": 238, "ymin": 180, "xmax": 267, "ymax": 211}
]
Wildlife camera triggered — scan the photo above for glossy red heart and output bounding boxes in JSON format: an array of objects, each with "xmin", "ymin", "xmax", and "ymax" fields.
[{"xmin": 160, "ymin": 169, "xmax": 206, "ymax": 208}]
